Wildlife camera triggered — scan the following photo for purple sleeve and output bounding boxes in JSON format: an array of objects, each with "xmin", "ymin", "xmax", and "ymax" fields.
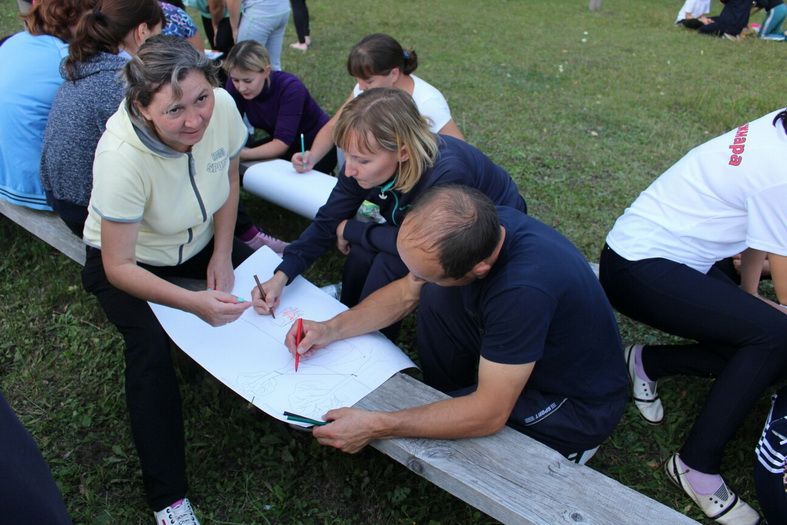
[{"xmin": 271, "ymin": 79, "xmax": 309, "ymax": 147}]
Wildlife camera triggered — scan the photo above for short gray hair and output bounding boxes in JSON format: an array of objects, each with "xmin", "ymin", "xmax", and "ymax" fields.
[{"xmin": 124, "ymin": 35, "xmax": 220, "ymax": 119}]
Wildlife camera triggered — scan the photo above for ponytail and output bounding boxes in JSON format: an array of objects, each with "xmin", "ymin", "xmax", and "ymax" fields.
[
  {"xmin": 347, "ymin": 33, "xmax": 419, "ymax": 79},
  {"xmin": 401, "ymin": 48, "xmax": 418, "ymax": 75},
  {"xmin": 64, "ymin": 0, "xmax": 163, "ymax": 81}
]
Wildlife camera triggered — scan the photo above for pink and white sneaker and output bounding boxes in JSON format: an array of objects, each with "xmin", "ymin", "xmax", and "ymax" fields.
[{"xmin": 243, "ymin": 230, "xmax": 289, "ymax": 256}]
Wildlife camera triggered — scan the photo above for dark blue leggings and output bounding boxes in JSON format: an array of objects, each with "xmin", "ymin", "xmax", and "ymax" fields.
[
  {"xmin": 600, "ymin": 244, "xmax": 787, "ymax": 474},
  {"xmin": 340, "ymin": 243, "xmax": 409, "ymax": 339},
  {"xmin": 0, "ymin": 391, "xmax": 72, "ymax": 524},
  {"xmin": 81, "ymin": 239, "xmax": 252, "ymax": 510}
]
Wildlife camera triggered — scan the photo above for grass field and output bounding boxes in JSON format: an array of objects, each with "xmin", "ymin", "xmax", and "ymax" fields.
[{"xmin": 1, "ymin": 0, "xmax": 786, "ymax": 523}]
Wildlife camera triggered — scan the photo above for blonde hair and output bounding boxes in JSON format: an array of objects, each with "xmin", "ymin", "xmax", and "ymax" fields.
[
  {"xmin": 222, "ymin": 40, "xmax": 272, "ymax": 89},
  {"xmin": 333, "ymin": 88, "xmax": 437, "ymax": 193}
]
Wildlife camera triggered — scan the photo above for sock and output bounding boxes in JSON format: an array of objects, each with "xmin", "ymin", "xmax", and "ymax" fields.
[
  {"xmin": 677, "ymin": 455, "xmax": 724, "ymax": 495},
  {"xmin": 238, "ymin": 226, "xmax": 259, "ymax": 242}
]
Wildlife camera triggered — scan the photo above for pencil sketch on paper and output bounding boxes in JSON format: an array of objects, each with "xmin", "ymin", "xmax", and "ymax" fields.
[{"xmin": 149, "ymin": 247, "xmax": 416, "ymax": 425}]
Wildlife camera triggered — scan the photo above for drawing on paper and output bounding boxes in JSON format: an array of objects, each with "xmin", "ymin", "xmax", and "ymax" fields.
[{"xmin": 148, "ymin": 246, "xmax": 416, "ymax": 424}]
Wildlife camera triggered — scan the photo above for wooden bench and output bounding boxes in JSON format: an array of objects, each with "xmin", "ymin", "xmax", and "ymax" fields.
[{"xmin": 0, "ymin": 199, "xmax": 697, "ymax": 525}]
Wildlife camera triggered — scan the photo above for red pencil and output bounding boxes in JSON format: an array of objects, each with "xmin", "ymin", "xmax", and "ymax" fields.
[{"xmin": 295, "ymin": 318, "xmax": 303, "ymax": 372}]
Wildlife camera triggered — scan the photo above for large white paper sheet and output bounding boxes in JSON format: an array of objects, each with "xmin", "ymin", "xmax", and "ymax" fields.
[
  {"xmin": 149, "ymin": 247, "xmax": 416, "ymax": 425},
  {"xmin": 242, "ymin": 159, "xmax": 337, "ymax": 220}
]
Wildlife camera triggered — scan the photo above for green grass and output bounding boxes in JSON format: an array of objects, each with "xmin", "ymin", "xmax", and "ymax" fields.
[{"xmin": 1, "ymin": 0, "xmax": 785, "ymax": 523}]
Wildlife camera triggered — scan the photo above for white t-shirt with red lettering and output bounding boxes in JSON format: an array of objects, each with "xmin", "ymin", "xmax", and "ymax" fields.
[{"xmin": 606, "ymin": 109, "xmax": 787, "ymax": 273}]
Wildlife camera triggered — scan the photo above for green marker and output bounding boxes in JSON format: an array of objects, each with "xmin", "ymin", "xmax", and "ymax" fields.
[{"xmin": 283, "ymin": 411, "xmax": 327, "ymax": 426}]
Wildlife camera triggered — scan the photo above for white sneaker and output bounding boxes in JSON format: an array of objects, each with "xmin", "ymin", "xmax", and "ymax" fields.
[
  {"xmin": 154, "ymin": 498, "xmax": 200, "ymax": 525},
  {"xmin": 665, "ymin": 454, "xmax": 760, "ymax": 525},
  {"xmin": 625, "ymin": 344, "xmax": 664, "ymax": 424}
]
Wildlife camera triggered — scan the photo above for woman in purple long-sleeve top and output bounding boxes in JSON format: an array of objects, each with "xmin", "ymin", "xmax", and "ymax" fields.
[{"xmin": 223, "ymin": 39, "xmax": 337, "ymax": 174}]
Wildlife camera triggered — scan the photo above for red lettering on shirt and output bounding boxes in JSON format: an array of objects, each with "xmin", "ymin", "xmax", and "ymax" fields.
[{"xmin": 728, "ymin": 123, "xmax": 749, "ymax": 166}]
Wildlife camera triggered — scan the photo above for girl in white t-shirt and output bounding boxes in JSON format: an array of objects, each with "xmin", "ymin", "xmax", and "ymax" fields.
[
  {"xmin": 599, "ymin": 109, "xmax": 787, "ymax": 525},
  {"xmin": 291, "ymin": 33, "xmax": 464, "ymax": 173}
]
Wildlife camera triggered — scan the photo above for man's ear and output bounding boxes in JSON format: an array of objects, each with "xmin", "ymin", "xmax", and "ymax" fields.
[{"xmin": 470, "ymin": 260, "xmax": 491, "ymax": 278}]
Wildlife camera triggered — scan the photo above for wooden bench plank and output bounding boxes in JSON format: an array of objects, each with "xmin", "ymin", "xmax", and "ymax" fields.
[
  {"xmin": 359, "ymin": 373, "xmax": 697, "ymax": 525},
  {"xmin": 0, "ymin": 200, "xmax": 85, "ymax": 265}
]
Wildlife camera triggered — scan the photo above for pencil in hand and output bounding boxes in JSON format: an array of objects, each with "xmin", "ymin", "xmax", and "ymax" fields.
[{"xmin": 253, "ymin": 274, "xmax": 276, "ymax": 319}]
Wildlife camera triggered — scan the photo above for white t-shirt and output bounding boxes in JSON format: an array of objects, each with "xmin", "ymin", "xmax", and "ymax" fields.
[
  {"xmin": 606, "ymin": 109, "xmax": 787, "ymax": 274},
  {"xmin": 675, "ymin": 0, "xmax": 712, "ymax": 22},
  {"xmin": 352, "ymin": 74, "xmax": 452, "ymax": 133}
]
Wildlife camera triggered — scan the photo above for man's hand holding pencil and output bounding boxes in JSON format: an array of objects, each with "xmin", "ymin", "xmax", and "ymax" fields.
[{"xmin": 284, "ymin": 318, "xmax": 336, "ymax": 359}]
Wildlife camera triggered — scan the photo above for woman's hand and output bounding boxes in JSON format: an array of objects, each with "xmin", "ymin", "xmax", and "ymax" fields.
[
  {"xmin": 336, "ymin": 219, "xmax": 351, "ymax": 255},
  {"xmin": 291, "ymin": 151, "xmax": 313, "ymax": 173},
  {"xmin": 251, "ymin": 271, "xmax": 287, "ymax": 315},
  {"xmin": 191, "ymin": 289, "xmax": 251, "ymax": 326},
  {"xmin": 207, "ymin": 253, "xmax": 235, "ymax": 293}
]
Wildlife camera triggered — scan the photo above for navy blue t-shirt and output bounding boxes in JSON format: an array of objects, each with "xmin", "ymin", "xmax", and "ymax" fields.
[
  {"xmin": 276, "ymin": 135, "xmax": 526, "ymax": 281},
  {"xmin": 461, "ymin": 207, "xmax": 627, "ymax": 402}
]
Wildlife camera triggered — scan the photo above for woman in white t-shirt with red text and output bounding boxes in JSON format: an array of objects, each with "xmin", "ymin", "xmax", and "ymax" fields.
[
  {"xmin": 599, "ymin": 109, "xmax": 787, "ymax": 525},
  {"xmin": 292, "ymin": 32, "xmax": 464, "ymax": 173}
]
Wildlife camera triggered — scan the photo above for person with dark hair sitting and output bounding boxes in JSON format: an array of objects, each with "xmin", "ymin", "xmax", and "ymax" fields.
[
  {"xmin": 0, "ymin": 0, "xmax": 97, "ymax": 211},
  {"xmin": 264, "ymin": 185, "xmax": 628, "ymax": 465},
  {"xmin": 292, "ymin": 33, "xmax": 464, "ymax": 174},
  {"xmin": 40, "ymin": 0, "xmax": 163, "ymax": 236}
]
